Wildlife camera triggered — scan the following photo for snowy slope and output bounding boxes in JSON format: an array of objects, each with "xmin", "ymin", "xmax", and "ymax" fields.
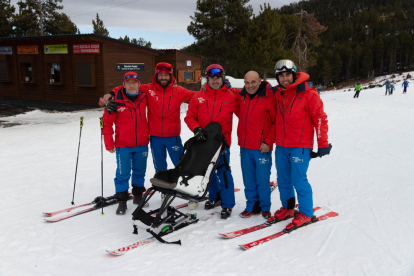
[{"xmin": 1, "ymin": 76, "xmax": 414, "ymax": 276}]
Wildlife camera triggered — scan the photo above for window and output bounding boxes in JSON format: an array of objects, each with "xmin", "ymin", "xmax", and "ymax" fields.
[
  {"xmin": 76, "ymin": 62, "xmax": 96, "ymax": 87},
  {"xmin": 20, "ymin": 63, "xmax": 33, "ymax": 82},
  {"xmin": 0, "ymin": 61, "xmax": 8, "ymax": 82},
  {"xmin": 184, "ymin": 71, "xmax": 194, "ymax": 81},
  {"xmin": 46, "ymin": 63, "xmax": 61, "ymax": 85}
]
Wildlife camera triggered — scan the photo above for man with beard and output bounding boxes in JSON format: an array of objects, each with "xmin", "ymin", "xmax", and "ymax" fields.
[{"xmin": 100, "ymin": 63, "xmax": 196, "ymax": 203}]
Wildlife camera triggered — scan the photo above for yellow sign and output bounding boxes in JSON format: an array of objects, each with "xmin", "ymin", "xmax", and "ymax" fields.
[{"xmin": 44, "ymin": 44, "xmax": 68, "ymax": 54}]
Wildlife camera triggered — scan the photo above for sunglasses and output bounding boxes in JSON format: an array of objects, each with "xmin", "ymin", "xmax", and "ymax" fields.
[
  {"xmin": 124, "ymin": 74, "xmax": 139, "ymax": 80},
  {"xmin": 207, "ymin": 68, "xmax": 224, "ymax": 77}
]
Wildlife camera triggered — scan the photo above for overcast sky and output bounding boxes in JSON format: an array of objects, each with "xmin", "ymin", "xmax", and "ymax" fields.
[{"xmin": 10, "ymin": 0, "xmax": 295, "ymax": 48}]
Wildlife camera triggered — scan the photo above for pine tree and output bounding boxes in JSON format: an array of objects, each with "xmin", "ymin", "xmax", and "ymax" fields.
[
  {"xmin": 0, "ymin": 0, "xmax": 15, "ymax": 37},
  {"xmin": 92, "ymin": 13, "xmax": 109, "ymax": 37}
]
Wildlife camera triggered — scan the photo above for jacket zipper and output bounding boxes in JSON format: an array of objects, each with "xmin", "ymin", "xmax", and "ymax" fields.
[
  {"xmin": 251, "ymin": 97, "xmax": 259, "ymax": 114},
  {"xmin": 156, "ymin": 95, "xmax": 159, "ymax": 109},
  {"xmin": 244, "ymin": 98, "xmax": 251, "ymax": 148},
  {"xmin": 299, "ymin": 110, "xmax": 306, "ymax": 144},
  {"xmin": 161, "ymin": 88, "xmax": 165, "ymax": 137},
  {"xmin": 168, "ymin": 96, "xmax": 171, "ymax": 110},
  {"xmin": 216, "ymin": 102, "xmax": 223, "ymax": 118},
  {"xmin": 259, "ymin": 114, "xmax": 267, "ymax": 144},
  {"xmin": 210, "ymin": 90, "xmax": 217, "ymax": 123},
  {"xmin": 277, "ymin": 101, "xmax": 286, "ymax": 147}
]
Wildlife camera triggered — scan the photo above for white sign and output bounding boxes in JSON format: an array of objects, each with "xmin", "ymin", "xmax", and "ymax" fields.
[{"xmin": 187, "ymin": 60, "xmax": 191, "ymax": 66}]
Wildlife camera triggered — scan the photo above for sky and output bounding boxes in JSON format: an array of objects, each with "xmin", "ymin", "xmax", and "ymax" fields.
[{"xmin": 9, "ymin": 0, "xmax": 295, "ymax": 49}]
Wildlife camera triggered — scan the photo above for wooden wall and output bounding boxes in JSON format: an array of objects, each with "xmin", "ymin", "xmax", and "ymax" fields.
[
  {"xmin": 103, "ymin": 43, "xmax": 155, "ymax": 91},
  {"xmin": 0, "ymin": 37, "xmax": 160, "ymax": 105}
]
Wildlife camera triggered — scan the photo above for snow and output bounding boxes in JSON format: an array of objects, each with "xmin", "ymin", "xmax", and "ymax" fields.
[{"xmin": 1, "ymin": 73, "xmax": 414, "ymax": 276}]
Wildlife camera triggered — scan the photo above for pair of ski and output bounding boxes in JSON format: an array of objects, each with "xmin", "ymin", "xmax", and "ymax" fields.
[
  {"xmin": 43, "ymin": 188, "xmax": 244, "ymax": 223},
  {"xmin": 219, "ymin": 207, "xmax": 338, "ymax": 250},
  {"xmin": 106, "ymin": 182, "xmax": 278, "ymax": 255}
]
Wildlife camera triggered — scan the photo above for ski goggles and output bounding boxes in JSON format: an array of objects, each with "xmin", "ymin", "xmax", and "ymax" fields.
[
  {"xmin": 274, "ymin": 60, "xmax": 297, "ymax": 75},
  {"xmin": 155, "ymin": 62, "xmax": 173, "ymax": 74},
  {"xmin": 206, "ymin": 68, "xmax": 225, "ymax": 78},
  {"xmin": 124, "ymin": 72, "xmax": 139, "ymax": 81}
]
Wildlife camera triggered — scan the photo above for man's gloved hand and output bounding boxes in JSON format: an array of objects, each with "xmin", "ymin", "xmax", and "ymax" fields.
[
  {"xmin": 106, "ymin": 98, "xmax": 118, "ymax": 114},
  {"xmin": 194, "ymin": 127, "xmax": 207, "ymax": 141},
  {"xmin": 223, "ymin": 79, "xmax": 231, "ymax": 88},
  {"xmin": 311, "ymin": 143, "xmax": 332, "ymax": 158}
]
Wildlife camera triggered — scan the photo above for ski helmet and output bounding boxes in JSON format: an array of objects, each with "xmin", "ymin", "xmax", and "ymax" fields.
[
  {"xmin": 155, "ymin": 62, "xmax": 173, "ymax": 74},
  {"xmin": 205, "ymin": 64, "xmax": 225, "ymax": 78},
  {"xmin": 274, "ymin": 59, "xmax": 297, "ymax": 86}
]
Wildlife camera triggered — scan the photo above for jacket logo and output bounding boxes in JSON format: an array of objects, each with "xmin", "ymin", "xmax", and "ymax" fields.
[
  {"xmin": 117, "ymin": 107, "xmax": 126, "ymax": 113},
  {"xmin": 198, "ymin": 97, "xmax": 205, "ymax": 104},
  {"xmin": 148, "ymin": 90, "xmax": 157, "ymax": 97}
]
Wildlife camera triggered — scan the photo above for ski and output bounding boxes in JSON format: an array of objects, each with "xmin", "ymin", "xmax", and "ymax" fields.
[
  {"xmin": 44, "ymin": 196, "xmax": 122, "ymax": 222},
  {"xmin": 43, "ymin": 202, "xmax": 95, "ymax": 217},
  {"xmin": 151, "ymin": 188, "xmax": 242, "ymax": 217},
  {"xmin": 239, "ymin": 211, "xmax": 339, "ymax": 250},
  {"xmin": 106, "ymin": 212, "xmax": 216, "ymax": 256},
  {"xmin": 219, "ymin": 206, "xmax": 319, "ymax": 239}
]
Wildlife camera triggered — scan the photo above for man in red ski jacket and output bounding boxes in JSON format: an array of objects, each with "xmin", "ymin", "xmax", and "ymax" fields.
[
  {"xmin": 269, "ymin": 60, "xmax": 332, "ymax": 232},
  {"xmin": 184, "ymin": 64, "xmax": 239, "ymax": 219},
  {"xmin": 100, "ymin": 63, "xmax": 196, "ymax": 175},
  {"xmin": 102, "ymin": 72, "xmax": 149, "ymax": 215},
  {"xmin": 235, "ymin": 71, "xmax": 277, "ymax": 220}
]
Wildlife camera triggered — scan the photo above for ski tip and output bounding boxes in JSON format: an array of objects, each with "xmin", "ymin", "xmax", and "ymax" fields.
[
  {"xmin": 218, "ymin": 233, "xmax": 229, "ymax": 238},
  {"xmin": 239, "ymin": 245, "xmax": 248, "ymax": 250},
  {"xmin": 234, "ymin": 188, "xmax": 241, "ymax": 192},
  {"xmin": 106, "ymin": 250, "xmax": 126, "ymax": 256},
  {"xmin": 42, "ymin": 213, "xmax": 52, "ymax": 217}
]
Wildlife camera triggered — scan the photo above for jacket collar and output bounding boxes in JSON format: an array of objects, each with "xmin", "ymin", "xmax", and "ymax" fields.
[
  {"xmin": 278, "ymin": 72, "xmax": 309, "ymax": 97},
  {"xmin": 203, "ymin": 82, "xmax": 230, "ymax": 95},
  {"xmin": 240, "ymin": 81, "xmax": 269, "ymax": 98},
  {"xmin": 116, "ymin": 87, "xmax": 145, "ymax": 103}
]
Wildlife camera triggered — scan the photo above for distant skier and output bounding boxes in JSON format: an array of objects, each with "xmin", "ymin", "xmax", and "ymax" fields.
[
  {"xmin": 402, "ymin": 79, "xmax": 409, "ymax": 94},
  {"xmin": 382, "ymin": 79, "xmax": 391, "ymax": 95},
  {"xmin": 317, "ymin": 86, "xmax": 321, "ymax": 95},
  {"xmin": 270, "ymin": 59, "xmax": 332, "ymax": 232},
  {"xmin": 390, "ymin": 83, "xmax": 395, "ymax": 95},
  {"xmin": 354, "ymin": 81, "xmax": 362, "ymax": 98}
]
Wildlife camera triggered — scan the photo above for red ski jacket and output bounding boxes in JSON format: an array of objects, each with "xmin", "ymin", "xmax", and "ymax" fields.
[
  {"xmin": 140, "ymin": 76, "xmax": 195, "ymax": 137},
  {"xmin": 109, "ymin": 76, "xmax": 196, "ymax": 138},
  {"xmin": 272, "ymin": 72, "xmax": 329, "ymax": 149},
  {"xmin": 102, "ymin": 87, "xmax": 149, "ymax": 150},
  {"xmin": 235, "ymin": 81, "xmax": 277, "ymax": 151},
  {"xmin": 184, "ymin": 83, "xmax": 239, "ymax": 146}
]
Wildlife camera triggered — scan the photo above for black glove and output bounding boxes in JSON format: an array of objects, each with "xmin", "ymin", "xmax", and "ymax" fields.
[
  {"xmin": 106, "ymin": 98, "xmax": 118, "ymax": 114},
  {"xmin": 194, "ymin": 127, "xmax": 207, "ymax": 141},
  {"xmin": 311, "ymin": 143, "xmax": 332, "ymax": 158},
  {"xmin": 223, "ymin": 79, "xmax": 231, "ymax": 88}
]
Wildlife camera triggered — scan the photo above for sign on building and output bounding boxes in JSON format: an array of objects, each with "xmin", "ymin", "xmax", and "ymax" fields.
[
  {"xmin": 44, "ymin": 44, "xmax": 68, "ymax": 54},
  {"xmin": 17, "ymin": 45, "xmax": 39, "ymax": 55},
  {"xmin": 116, "ymin": 63, "xmax": 145, "ymax": 71},
  {"xmin": 0, "ymin": 46, "xmax": 13, "ymax": 55},
  {"xmin": 73, "ymin": 44, "xmax": 100, "ymax": 54}
]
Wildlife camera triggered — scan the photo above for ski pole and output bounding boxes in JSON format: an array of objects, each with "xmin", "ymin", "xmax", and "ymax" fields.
[
  {"xmin": 71, "ymin": 116, "xmax": 84, "ymax": 205},
  {"xmin": 100, "ymin": 116, "xmax": 105, "ymax": 215}
]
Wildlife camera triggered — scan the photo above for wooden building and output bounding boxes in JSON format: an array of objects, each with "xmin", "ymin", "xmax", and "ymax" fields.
[
  {"xmin": 0, "ymin": 34, "xmax": 164, "ymax": 105},
  {"xmin": 154, "ymin": 49, "xmax": 203, "ymax": 91}
]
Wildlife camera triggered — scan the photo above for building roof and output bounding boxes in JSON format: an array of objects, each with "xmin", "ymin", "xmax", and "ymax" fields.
[{"xmin": 0, "ymin": 33, "xmax": 165, "ymax": 55}]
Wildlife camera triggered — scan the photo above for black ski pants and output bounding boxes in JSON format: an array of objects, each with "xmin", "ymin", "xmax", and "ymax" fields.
[{"xmin": 353, "ymin": 90, "xmax": 361, "ymax": 98}]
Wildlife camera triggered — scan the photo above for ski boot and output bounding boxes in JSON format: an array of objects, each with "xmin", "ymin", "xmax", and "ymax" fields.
[
  {"xmin": 268, "ymin": 207, "xmax": 296, "ymax": 223},
  {"xmin": 205, "ymin": 199, "xmax": 221, "ymax": 210},
  {"xmin": 221, "ymin": 207, "xmax": 232, "ymax": 219},
  {"xmin": 261, "ymin": 211, "xmax": 272, "ymax": 219},
  {"xmin": 116, "ymin": 201, "xmax": 127, "ymax": 215},
  {"xmin": 284, "ymin": 212, "xmax": 317, "ymax": 233},
  {"xmin": 239, "ymin": 210, "xmax": 260, "ymax": 218}
]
